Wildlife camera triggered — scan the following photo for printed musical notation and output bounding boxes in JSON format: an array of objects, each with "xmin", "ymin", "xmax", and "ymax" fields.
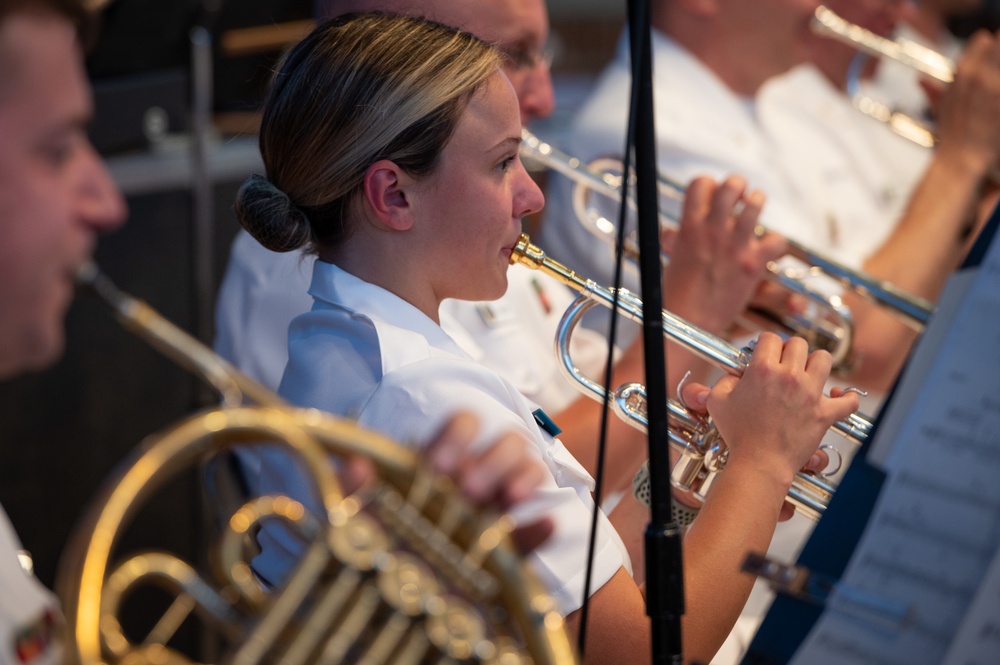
[
  {"xmin": 789, "ymin": 228, "xmax": 1000, "ymax": 664},
  {"xmin": 943, "ymin": 547, "xmax": 1000, "ymax": 665}
]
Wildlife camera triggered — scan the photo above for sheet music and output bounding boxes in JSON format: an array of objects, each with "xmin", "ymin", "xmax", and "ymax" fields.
[
  {"xmin": 943, "ymin": 544, "xmax": 1000, "ymax": 664},
  {"xmin": 864, "ymin": 269, "xmax": 975, "ymax": 469},
  {"xmin": 788, "ymin": 237, "xmax": 1000, "ymax": 664}
]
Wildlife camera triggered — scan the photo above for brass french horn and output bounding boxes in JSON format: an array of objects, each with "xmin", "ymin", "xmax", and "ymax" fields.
[{"xmin": 56, "ymin": 263, "xmax": 576, "ymax": 665}]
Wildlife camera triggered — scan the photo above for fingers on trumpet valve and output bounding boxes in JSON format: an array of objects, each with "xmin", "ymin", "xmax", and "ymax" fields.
[{"xmin": 707, "ymin": 333, "xmax": 861, "ymax": 469}]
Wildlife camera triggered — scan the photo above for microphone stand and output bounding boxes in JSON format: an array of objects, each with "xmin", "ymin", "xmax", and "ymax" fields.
[{"xmin": 625, "ymin": 0, "xmax": 686, "ymax": 662}]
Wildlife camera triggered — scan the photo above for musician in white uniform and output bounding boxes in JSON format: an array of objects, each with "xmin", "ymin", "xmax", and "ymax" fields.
[
  {"xmin": 0, "ymin": 1, "xmax": 128, "ymax": 661},
  {"xmin": 757, "ymin": 0, "xmax": 1000, "ymax": 422},
  {"xmin": 542, "ymin": 0, "xmax": 1000, "ymax": 393},
  {"xmin": 758, "ymin": 0, "xmax": 997, "ymax": 273},
  {"xmin": 217, "ymin": 226, "xmax": 609, "ymax": 427},
  {"xmin": 234, "ymin": 14, "xmax": 860, "ymax": 664},
  {"xmin": 539, "ymin": 3, "xmax": 1000, "ymax": 659},
  {"xmin": 539, "ymin": 23, "xmax": 826, "ymax": 302},
  {"xmin": 215, "ymin": 0, "xmax": 786, "ymax": 499},
  {"xmin": 760, "ymin": 62, "xmax": 933, "ymax": 266}
]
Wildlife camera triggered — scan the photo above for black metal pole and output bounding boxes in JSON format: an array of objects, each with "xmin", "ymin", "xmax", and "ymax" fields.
[{"xmin": 625, "ymin": 0, "xmax": 685, "ymax": 662}]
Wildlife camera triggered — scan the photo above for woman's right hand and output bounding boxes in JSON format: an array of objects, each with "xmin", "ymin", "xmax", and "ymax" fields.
[{"xmin": 699, "ymin": 332, "xmax": 859, "ymax": 490}]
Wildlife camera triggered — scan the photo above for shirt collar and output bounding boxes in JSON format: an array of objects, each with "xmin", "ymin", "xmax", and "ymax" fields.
[{"xmin": 308, "ymin": 259, "xmax": 469, "ymax": 360}]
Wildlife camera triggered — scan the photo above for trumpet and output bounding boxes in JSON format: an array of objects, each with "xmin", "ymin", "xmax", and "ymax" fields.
[
  {"xmin": 520, "ymin": 128, "xmax": 935, "ymax": 372},
  {"xmin": 810, "ymin": 5, "xmax": 955, "ymax": 148},
  {"xmin": 510, "ymin": 234, "xmax": 873, "ymax": 521},
  {"xmin": 811, "ymin": 5, "xmax": 954, "ymax": 84},
  {"xmin": 58, "ymin": 263, "xmax": 576, "ymax": 665}
]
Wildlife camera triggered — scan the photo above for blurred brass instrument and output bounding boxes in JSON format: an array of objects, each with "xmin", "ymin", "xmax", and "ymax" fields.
[
  {"xmin": 520, "ymin": 129, "xmax": 934, "ymax": 373},
  {"xmin": 810, "ymin": 5, "xmax": 955, "ymax": 148},
  {"xmin": 510, "ymin": 234, "xmax": 874, "ymax": 521},
  {"xmin": 57, "ymin": 263, "xmax": 576, "ymax": 665}
]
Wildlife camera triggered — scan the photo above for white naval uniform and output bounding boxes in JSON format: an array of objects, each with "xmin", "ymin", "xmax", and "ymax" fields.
[
  {"xmin": 758, "ymin": 59, "xmax": 931, "ymax": 482},
  {"xmin": 759, "ymin": 63, "xmax": 933, "ymax": 268},
  {"xmin": 249, "ymin": 260, "xmax": 629, "ymax": 616},
  {"xmin": 0, "ymin": 506, "xmax": 62, "ymax": 665},
  {"xmin": 214, "ymin": 229, "xmax": 612, "ymax": 411}
]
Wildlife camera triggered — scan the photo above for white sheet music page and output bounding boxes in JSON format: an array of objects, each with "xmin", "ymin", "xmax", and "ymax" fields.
[{"xmin": 789, "ymin": 235, "xmax": 1000, "ymax": 665}]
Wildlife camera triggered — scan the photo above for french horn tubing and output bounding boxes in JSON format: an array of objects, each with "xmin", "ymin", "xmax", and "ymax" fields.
[
  {"xmin": 520, "ymin": 129, "xmax": 934, "ymax": 373},
  {"xmin": 56, "ymin": 262, "xmax": 577, "ymax": 665},
  {"xmin": 510, "ymin": 234, "xmax": 874, "ymax": 521}
]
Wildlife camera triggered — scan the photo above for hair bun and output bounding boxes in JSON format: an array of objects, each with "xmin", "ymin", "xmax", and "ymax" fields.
[{"xmin": 234, "ymin": 174, "xmax": 312, "ymax": 253}]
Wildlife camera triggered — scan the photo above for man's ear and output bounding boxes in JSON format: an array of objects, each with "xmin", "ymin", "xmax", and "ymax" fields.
[{"xmin": 362, "ymin": 159, "xmax": 414, "ymax": 231}]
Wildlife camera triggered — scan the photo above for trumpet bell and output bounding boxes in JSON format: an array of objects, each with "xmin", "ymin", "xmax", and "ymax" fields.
[{"xmin": 566, "ymin": 155, "xmax": 857, "ymax": 370}]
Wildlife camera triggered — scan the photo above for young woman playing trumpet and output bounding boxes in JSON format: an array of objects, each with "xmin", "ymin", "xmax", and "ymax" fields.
[{"xmin": 234, "ymin": 13, "xmax": 860, "ymax": 664}]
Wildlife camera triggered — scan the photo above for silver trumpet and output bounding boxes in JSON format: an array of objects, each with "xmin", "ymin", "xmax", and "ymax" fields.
[
  {"xmin": 510, "ymin": 234, "xmax": 874, "ymax": 521},
  {"xmin": 520, "ymin": 128, "xmax": 935, "ymax": 373},
  {"xmin": 810, "ymin": 5, "xmax": 955, "ymax": 148}
]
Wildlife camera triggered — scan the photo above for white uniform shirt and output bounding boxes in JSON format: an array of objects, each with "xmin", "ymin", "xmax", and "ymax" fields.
[
  {"xmin": 214, "ymin": 230, "xmax": 315, "ymax": 391},
  {"xmin": 759, "ymin": 63, "xmax": 933, "ymax": 267},
  {"xmin": 214, "ymin": 229, "xmax": 612, "ymax": 413},
  {"xmin": 539, "ymin": 29, "xmax": 831, "ymax": 311},
  {"xmin": 250, "ymin": 260, "xmax": 629, "ymax": 616},
  {"xmin": 0, "ymin": 506, "xmax": 62, "ymax": 665}
]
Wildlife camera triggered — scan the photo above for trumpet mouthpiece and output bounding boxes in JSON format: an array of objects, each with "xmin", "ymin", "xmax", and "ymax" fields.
[{"xmin": 510, "ymin": 233, "xmax": 546, "ymax": 270}]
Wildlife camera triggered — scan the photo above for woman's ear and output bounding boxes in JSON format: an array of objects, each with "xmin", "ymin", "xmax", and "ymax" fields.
[{"xmin": 362, "ymin": 159, "xmax": 414, "ymax": 231}]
